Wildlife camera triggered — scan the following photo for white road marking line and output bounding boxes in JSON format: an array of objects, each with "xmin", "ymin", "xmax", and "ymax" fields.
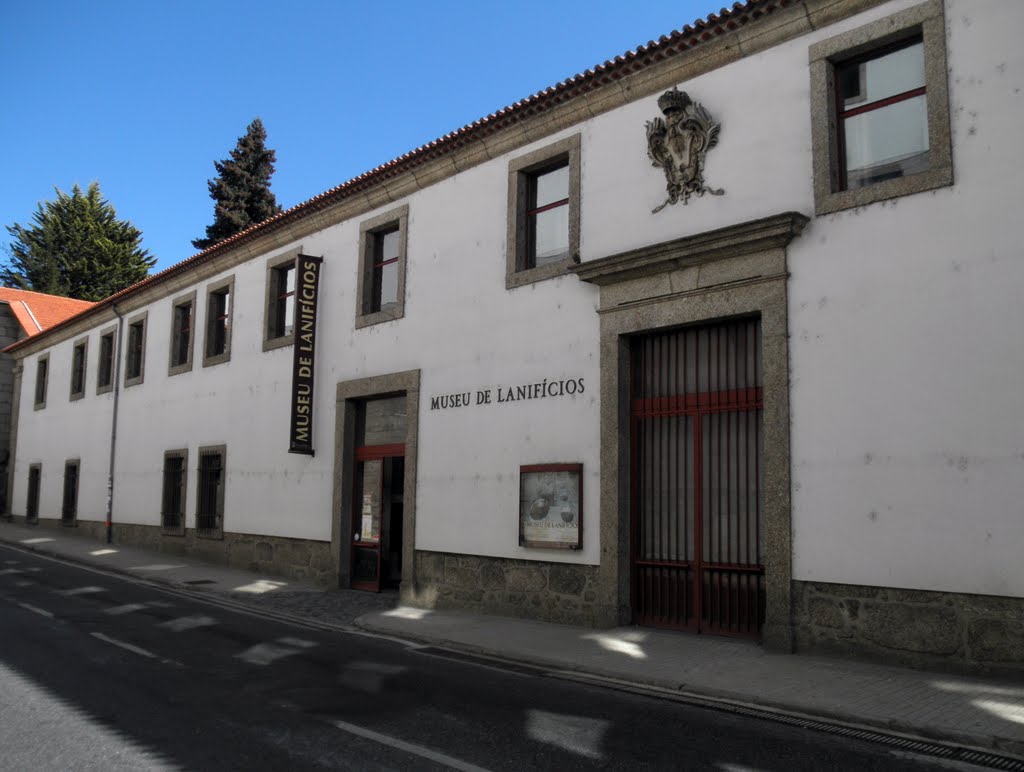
[
  {"xmin": 3, "ymin": 560, "xmax": 20, "ymax": 564},
  {"xmin": 105, "ymin": 603, "xmax": 148, "ymax": 616},
  {"xmin": 58, "ymin": 586, "xmax": 105, "ymax": 596},
  {"xmin": 236, "ymin": 637, "xmax": 317, "ymax": 666},
  {"xmin": 329, "ymin": 719, "xmax": 492, "ymax": 772},
  {"xmin": 17, "ymin": 602, "xmax": 54, "ymax": 619},
  {"xmin": 0, "ymin": 568, "xmax": 25, "ymax": 575},
  {"xmin": 91, "ymin": 632, "xmax": 157, "ymax": 659},
  {"xmin": 158, "ymin": 615, "xmax": 216, "ymax": 632}
]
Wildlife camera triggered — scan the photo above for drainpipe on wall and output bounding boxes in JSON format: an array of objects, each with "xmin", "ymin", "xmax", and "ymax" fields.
[{"xmin": 106, "ymin": 305, "xmax": 125, "ymax": 545}]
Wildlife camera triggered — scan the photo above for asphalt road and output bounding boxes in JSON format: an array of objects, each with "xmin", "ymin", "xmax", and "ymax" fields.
[{"xmin": 0, "ymin": 543, "xmax": 986, "ymax": 771}]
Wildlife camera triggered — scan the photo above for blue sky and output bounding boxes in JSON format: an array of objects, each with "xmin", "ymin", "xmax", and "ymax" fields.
[{"xmin": 2, "ymin": 0, "xmax": 718, "ymax": 274}]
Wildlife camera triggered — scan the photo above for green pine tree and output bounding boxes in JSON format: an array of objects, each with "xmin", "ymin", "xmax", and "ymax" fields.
[
  {"xmin": 2, "ymin": 182, "xmax": 155, "ymax": 302},
  {"xmin": 192, "ymin": 118, "xmax": 284, "ymax": 250}
]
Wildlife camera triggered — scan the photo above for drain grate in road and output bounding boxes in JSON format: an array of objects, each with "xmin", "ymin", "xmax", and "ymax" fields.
[{"xmin": 182, "ymin": 579, "xmax": 216, "ymax": 585}]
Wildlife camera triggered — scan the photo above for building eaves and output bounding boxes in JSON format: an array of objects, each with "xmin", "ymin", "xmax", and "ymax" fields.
[{"xmin": 6, "ymin": 0, "xmax": 794, "ymax": 355}]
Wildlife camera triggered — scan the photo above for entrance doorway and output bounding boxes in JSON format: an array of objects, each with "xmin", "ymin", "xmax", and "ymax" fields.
[
  {"xmin": 350, "ymin": 395, "xmax": 407, "ymax": 592},
  {"xmin": 630, "ymin": 318, "xmax": 764, "ymax": 638}
]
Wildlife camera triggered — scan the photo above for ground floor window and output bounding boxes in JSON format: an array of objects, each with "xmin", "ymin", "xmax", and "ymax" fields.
[
  {"xmin": 196, "ymin": 446, "xmax": 225, "ymax": 538},
  {"xmin": 26, "ymin": 465, "xmax": 41, "ymax": 524},
  {"xmin": 162, "ymin": 450, "xmax": 187, "ymax": 535},
  {"xmin": 61, "ymin": 460, "xmax": 79, "ymax": 526}
]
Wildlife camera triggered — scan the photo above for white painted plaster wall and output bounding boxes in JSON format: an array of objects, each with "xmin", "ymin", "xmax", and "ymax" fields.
[{"xmin": 11, "ymin": 0, "xmax": 1022, "ymax": 594}]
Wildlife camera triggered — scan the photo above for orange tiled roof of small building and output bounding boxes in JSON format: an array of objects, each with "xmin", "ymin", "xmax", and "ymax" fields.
[{"xmin": 0, "ymin": 287, "xmax": 96, "ymax": 336}]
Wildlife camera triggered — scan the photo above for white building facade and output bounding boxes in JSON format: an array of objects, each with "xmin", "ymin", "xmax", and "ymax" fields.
[{"xmin": 7, "ymin": 0, "xmax": 1023, "ymax": 672}]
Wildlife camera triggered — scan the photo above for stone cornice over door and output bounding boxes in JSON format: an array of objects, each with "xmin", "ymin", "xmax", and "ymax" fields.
[{"xmin": 571, "ymin": 212, "xmax": 808, "ymax": 651}]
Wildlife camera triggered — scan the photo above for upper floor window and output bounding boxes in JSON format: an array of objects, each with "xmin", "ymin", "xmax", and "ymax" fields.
[
  {"xmin": 809, "ymin": 0, "xmax": 951, "ymax": 215},
  {"xmin": 124, "ymin": 312, "xmax": 148, "ymax": 387},
  {"xmin": 203, "ymin": 276, "xmax": 234, "ymax": 367},
  {"xmin": 96, "ymin": 326, "xmax": 116, "ymax": 395},
  {"xmin": 70, "ymin": 338, "xmax": 88, "ymax": 400},
  {"xmin": 34, "ymin": 354, "xmax": 49, "ymax": 410},
  {"xmin": 264, "ymin": 251, "xmax": 298, "ymax": 351},
  {"xmin": 506, "ymin": 133, "xmax": 581, "ymax": 289},
  {"xmin": 356, "ymin": 204, "xmax": 408, "ymax": 329},
  {"xmin": 168, "ymin": 292, "xmax": 196, "ymax": 376}
]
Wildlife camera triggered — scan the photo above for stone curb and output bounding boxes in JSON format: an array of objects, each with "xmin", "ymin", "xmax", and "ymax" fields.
[{"xmin": 353, "ymin": 614, "xmax": 1024, "ymax": 760}]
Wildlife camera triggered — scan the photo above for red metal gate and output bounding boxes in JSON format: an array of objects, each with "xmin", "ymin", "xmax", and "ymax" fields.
[{"xmin": 630, "ymin": 318, "xmax": 764, "ymax": 638}]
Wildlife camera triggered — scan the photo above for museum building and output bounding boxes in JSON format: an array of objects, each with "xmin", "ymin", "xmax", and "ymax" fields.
[{"xmin": 6, "ymin": 0, "xmax": 1023, "ymax": 673}]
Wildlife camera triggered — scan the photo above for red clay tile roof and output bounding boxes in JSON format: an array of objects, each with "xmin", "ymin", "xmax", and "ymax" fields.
[
  {"xmin": 0, "ymin": 287, "xmax": 96, "ymax": 337},
  {"xmin": 7, "ymin": 0, "xmax": 790, "ymax": 353}
]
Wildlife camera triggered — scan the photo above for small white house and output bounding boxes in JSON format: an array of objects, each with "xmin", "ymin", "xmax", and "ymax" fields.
[{"xmin": 6, "ymin": 0, "xmax": 1022, "ymax": 673}]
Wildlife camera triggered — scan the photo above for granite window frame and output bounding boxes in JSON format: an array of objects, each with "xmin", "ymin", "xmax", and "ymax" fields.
[
  {"xmin": 506, "ymin": 133, "xmax": 581, "ymax": 290},
  {"xmin": 34, "ymin": 353, "xmax": 49, "ymax": 410},
  {"xmin": 124, "ymin": 311, "xmax": 148, "ymax": 388},
  {"xmin": 69, "ymin": 337, "xmax": 88, "ymax": 401},
  {"xmin": 263, "ymin": 250, "xmax": 299, "ymax": 352},
  {"xmin": 168, "ymin": 290, "xmax": 197, "ymax": 376},
  {"xmin": 809, "ymin": 0, "xmax": 951, "ymax": 215},
  {"xmin": 203, "ymin": 276, "xmax": 234, "ymax": 367},
  {"xmin": 96, "ymin": 326, "xmax": 117, "ymax": 395},
  {"xmin": 355, "ymin": 204, "xmax": 409, "ymax": 329}
]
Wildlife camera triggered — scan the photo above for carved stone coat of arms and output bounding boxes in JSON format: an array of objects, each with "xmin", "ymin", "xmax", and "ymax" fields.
[{"xmin": 646, "ymin": 88, "xmax": 724, "ymax": 213}]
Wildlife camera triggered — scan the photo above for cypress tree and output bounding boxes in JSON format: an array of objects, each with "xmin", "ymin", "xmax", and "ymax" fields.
[
  {"xmin": 2, "ymin": 182, "xmax": 155, "ymax": 301},
  {"xmin": 192, "ymin": 118, "xmax": 284, "ymax": 250}
]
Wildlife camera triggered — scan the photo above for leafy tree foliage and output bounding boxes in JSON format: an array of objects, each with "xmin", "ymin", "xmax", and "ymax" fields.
[
  {"xmin": 2, "ymin": 182, "xmax": 155, "ymax": 301},
  {"xmin": 192, "ymin": 118, "xmax": 284, "ymax": 250}
]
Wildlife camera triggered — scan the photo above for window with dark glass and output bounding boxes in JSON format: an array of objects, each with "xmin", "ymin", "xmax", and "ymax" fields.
[
  {"xmin": 269, "ymin": 263, "xmax": 295, "ymax": 339},
  {"xmin": 206, "ymin": 287, "xmax": 230, "ymax": 358},
  {"xmin": 162, "ymin": 451, "xmax": 187, "ymax": 534},
  {"xmin": 26, "ymin": 465, "xmax": 41, "ymax": 524},
  {"xmin": 97, "ymin": 330, "xmax": 115, "ymax": 392},
  {"xmin": 835, "ymin": 39, "xmax": 927, "ymax": 190},
  {"xmin": 126, "ymin": 320, "xmax": 145, "ymax": 382},
  {"xmin": 525, "ymin": 162, "xmax": 570, "ymax": 268},
  {"xmin": 70, "ymin": 341, "xmax": 87, "ymax": 399},
  {"xmin": 196, "ymin": 446, "xmax": 225, "ymax": 538},
  {"xmin": 61, "ymin": 460, "xmax": 79, "ymax": 525},
  {"xmin": 34, "ymin": 356, "xmax": 48, "ymax": 408},
  {"xmin": 171, "ymin": 301, "xmax": 192, "ymax": 368}
]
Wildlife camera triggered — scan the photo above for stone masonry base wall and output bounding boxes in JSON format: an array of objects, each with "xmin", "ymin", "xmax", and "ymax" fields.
[
  {"xmin": 17, "ymin": 517, "xmax": 334, "ymax": 588},
  {"xmin": 794, "ymin": 580, "xmax": 1024, "ymax": 677},
  {"xmin": 409, "ymin": 550, "xmax": 606, "ymax": 627}
]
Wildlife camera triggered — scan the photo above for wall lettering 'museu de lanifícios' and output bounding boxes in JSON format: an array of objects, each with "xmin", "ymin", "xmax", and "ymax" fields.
[{"xmin": 430, "ymin": 377, "xmax": 585, "ymax": 411}]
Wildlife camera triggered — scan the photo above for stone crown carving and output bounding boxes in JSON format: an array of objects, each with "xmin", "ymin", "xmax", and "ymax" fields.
[{"xmin": 646, "ymin": 88, "xmax": 724, "ymax": 213}]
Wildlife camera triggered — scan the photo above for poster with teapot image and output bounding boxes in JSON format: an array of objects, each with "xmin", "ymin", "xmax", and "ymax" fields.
[{"xmin": 519, "ymin": 464, "xmax": 582, "ymax": 550}]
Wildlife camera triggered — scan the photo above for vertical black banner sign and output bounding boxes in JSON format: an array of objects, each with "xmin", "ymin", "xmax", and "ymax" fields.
[{"xmin": 289, "ymin": 254, "xmax": 323, "ymax": 455}]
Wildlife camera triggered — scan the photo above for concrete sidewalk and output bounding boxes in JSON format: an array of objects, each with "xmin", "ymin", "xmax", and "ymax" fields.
[{"xmin": 2, "ymin": 520, "xmax": 1023, "ymax": 760}]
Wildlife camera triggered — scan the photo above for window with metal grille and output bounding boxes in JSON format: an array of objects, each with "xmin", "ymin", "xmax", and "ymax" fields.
[
  {"xmin": 97, "ymin": 329, "xmax": 115, "ymax": 394},
  {"xmin": 26, "ymin": 465, "xmax": 41, "ymax": 523},
  {"xmin": 34, "ymin": 355, "xmax": 49, "ymax": 409},
  {"xmin": 161, "ymin": 450, "xmax": 187, "ymax": 534},
  {"xmin": 169, "ymin": 294, "xmax": 195, "ymax": 374},
  {"xmin": 204, "ymin": 278, "xmax": 233, "ymax": 365},
  {"xmin": 70, "ymin": 340, "xmax": 87, "ymax": 399},
  {"xmin": 195, "ymin": 446, "xmax": 225, "ymax": 538},
  {"xmin": 125, "ymin": 315, "xmax": 147, "ymax": 385},
  {"xmin": 61, "ymin": 460, "xmax": 79, "ymax": 525}
]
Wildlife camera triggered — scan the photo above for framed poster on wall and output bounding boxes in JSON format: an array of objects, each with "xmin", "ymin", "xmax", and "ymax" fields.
[{"xmin": 519, "ymin": 463, "xmax": 582, "ymax": 550}]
